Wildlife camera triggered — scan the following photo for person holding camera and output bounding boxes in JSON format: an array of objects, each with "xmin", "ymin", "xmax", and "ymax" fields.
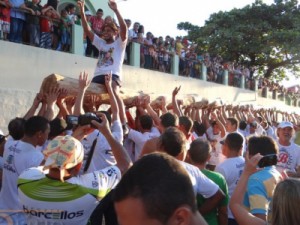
[
  {"xmin": 243, "ymin": 136, "xmax": 282, "ymax": 222},
  {"xmin": 17, "ymin": 113, "xmax": 132, "ymax": 225}
]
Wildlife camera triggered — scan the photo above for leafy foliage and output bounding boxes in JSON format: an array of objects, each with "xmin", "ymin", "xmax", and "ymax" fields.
[{"xmin": 177, "ymin": 0, "xmax": 300, "ymax": 81}]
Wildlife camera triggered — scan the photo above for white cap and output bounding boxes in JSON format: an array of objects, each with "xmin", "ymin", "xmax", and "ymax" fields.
[{"xmin": 278, "ymin": 121, "xmax": 294, "ymax": 129}]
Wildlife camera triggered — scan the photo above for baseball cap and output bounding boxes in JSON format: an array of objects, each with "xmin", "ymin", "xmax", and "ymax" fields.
[
  {"xmin": 278, "ymin": 121, "xmax": 293, "ymax": 129},
  {"xmin": 43, "ymin": 136, "xmax": 84, "ymax": 181}
]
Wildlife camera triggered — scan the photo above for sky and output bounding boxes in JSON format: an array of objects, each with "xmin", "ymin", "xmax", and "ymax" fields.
[
  {"xmin": 117, "ymin": 0, "xmax": 275, "ymax": 38},
  {"xmin": 118, "ymin": 0, "xmax": 297, "ymax": 87}
]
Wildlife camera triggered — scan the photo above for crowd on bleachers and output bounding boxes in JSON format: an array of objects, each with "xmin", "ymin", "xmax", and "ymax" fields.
[{"xmin": 2, "ymin": 0, "xmax": 295, "ymax": 95}]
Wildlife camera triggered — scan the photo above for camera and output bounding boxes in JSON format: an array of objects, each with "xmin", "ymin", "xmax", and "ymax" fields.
[
  {"xmin": 257, "ymin": 154, "xmax": 277, "ymax": 168},
  {"xmin": 66, "ymin": 113, "xmax": 102, "ymax": 127}
]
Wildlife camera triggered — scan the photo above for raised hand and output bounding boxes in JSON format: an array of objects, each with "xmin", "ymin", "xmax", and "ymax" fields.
[{"xmin": 79, "ymin": 71, "xmax": 91, "ymax": 90}]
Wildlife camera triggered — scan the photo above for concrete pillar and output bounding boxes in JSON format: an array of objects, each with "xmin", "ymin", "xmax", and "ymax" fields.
[
  {"xmin": 253, "ymin": 79, "xmax": 258, "ymax": 91},
  {"xmin": 71, "ymin": 24, "xmax": 84, "ymax": 55},
  {"xmin": 272, "ymin": 90, "xmax": 277, "ymax": 100},
  {"xmin": 171, "ymin": 55, "xmax": 179, "ymax": 76},
  {"xmin": 201, "ymin": 63, "xmax": 207, "ymax": 81},
  {"xmin": 240, "ymin": 75, "xmax": 245, "ymax": 89},
  {"xmin": 262, "ymin": 87, "xmax": 268, "ymax": 98},
  {"xmin": 130, "ymin": 42, "xmax": 140, "ymax": 67},
  {"xmin": 223, "ymin": 70, "xmax": 228, "ymax": 86},
  {"xmin": 286, "ymin": 96, "xmax": 291, "ymax": 105}
]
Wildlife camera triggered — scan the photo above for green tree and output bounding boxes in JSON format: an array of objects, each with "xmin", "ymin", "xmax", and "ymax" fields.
[{"xmin": 177, "ymin": 0, "xmax": 300, "ymax": 81}]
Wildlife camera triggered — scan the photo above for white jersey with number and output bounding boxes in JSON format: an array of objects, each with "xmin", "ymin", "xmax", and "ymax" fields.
[
  {"xmin": 18, "ymin": 166, "xmax": 121, "ymax": 225},
  {"xmin": 276, "ymin": 142, "xmax": 300, "ymax": 172},
  {"xmin": 0, "ymin": 140, "xmax": 44, "ymax": 210},
  {"xmin": 215, "ymin": 156, "xmax": 245, "ymax": 219},
  {"xmin": 179, "ymin": 161, "xmax": 219, "ymax": 198}
]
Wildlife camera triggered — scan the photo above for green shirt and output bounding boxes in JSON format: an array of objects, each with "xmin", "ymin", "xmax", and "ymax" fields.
[{"xmin": 197, "ymin": 169, "xmax": 229, "ymax": 225}]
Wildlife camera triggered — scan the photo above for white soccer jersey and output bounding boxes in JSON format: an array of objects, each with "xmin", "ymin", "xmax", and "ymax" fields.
[
  {"xmin": 0, "ymin": 140, "xmax": 44, "ymax": 210},
  {"xmin": 215, "ymin": 156, "xmax": 245, "ymax": 219},
  {"xmin": 18, "ymin": 166, "xmax": 121, "ymax": 225},
  {"xmin": 276, "ymin": 142, "xmax": 300, "ymax": 172},
  {"xmin": 179, "ymin": 161, "xmax": 219, "ymax": 198},
  {"xmin": 81, "ymin": 121, "xmax": 123, "ymax": 174},
  {"xmin": 128, "ymin": 127, "xmax": 160, "ymax": 161}
]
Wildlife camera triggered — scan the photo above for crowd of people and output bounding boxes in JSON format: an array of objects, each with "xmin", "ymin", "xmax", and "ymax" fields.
[
  {"xmin": 2, "ymin": 0, "xmax": 294, "ymax": 93},
  {"xmin": 1, "ymin": 0, "xmax": 300, "ymax": 225}
]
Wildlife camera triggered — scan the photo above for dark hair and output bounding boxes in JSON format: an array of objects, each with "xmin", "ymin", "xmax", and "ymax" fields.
[
  {"xmin": 24, "ymin": 116, "xmax": 49, "ymax": 137},
  {"xmin": 139, "ymin": 115, "xmax": 153, "ymax": 130},
  {"xmin": 224, "ymin": 132, "xmax": 243, "ymax": 152},
  {"xmin": 48, "ymin": 118, "xmax": 67, "ymax": 139},
  {"xmin": 97, "ymin": 8, "xmax": 103, "ymax": 13},
  {"xmin": 239, "ymin": 120, "xmax": 247, "ymax": 130},
  {"xmin": 8, "ymin": 117, "xmax": 26, "ymax": 140},
  {"xmin": 248, "ymin": 136, "xmax": 278, "ymax": 156},
  {"xmin": 66, "ymin": 3, "xmax": 75, "ymax": 11},
  {"xmin": 193, "ymin": 121, "xmax": 206, "ymax": 136},
  {"xmin": 46, "ymin": 0, "xmax": 58, "ymax": 9},
  {"xmin": 99, "ymin": 110, "xmax": 112, "ymax": 125},
  {"xmin": 227, "ymin": 117, "xmax": 238, "ymax": 129},
  {"xmin": 179, "ymin": 116, "xmax": 193, "ymax": 134},
  {"xmin": 160, "ymin": 112, "xmax": 178, "ymax": 129},
  {"xmin": 158, "ymin": 127, "xmax": 186, "ymax": 157},
  {"xmin": 113, "ymin": 152, "xmax": 197, "ymax": 223},
  {"xmin": 189, "ymin": 139, "xmax": 211, "ymax": 164}
]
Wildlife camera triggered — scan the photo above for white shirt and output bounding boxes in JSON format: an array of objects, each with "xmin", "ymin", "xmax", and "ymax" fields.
[
  {"xmin": 208, "ymin": 133, "xmax": 226, "ymax": 166},
  {"xmin": 18, "ymin": 165, "xmax": 121, "ymax": 225},
  {"xmin": 179, "ymin": 161, "xmax": 219, "ymax": 198},
  {"xmin": 0, "ymin": 140, "xmax": 44, "ymax": 210},
  {"xmin": 93, "ymin": 35, "xmax": 127, "ymax": 79},
  {"xmin": 276, "ymin": 142, "xmax": 300, "ymax": 172},
  {"xmin": 128, "ymin": 127, "xmax": 160, "ymax": 161},
  {"xmin": 81, "ymin": 120, "xmax": 123, "ymax": 174},
  {"xmin": 215, "ymin": 156, "xmax": 245, "ymax": 219}
]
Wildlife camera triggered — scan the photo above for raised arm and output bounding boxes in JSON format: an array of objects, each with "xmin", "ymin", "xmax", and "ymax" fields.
[
  {"xmin": 44, "ymin": 87, "xmax": 60, "ymax": 121},
  {"xmin": 23, "ymin": 93, "xmax": 43, "ymax": 120},
  {"xmin": 108, "ymin": 0, "xmax": 127, "ymax": 42},
  {"xmin": 105, "ymin": 73, "xmax": 119, "ymax": 122},
  {"xmin": 172, "ymin": 86, "xmax": 183, "ymax": 117},
  {"xmin": 92, "ymin": 112, "xmax": 132, "ymax": 174},
  {"xmin": 56, "ymin": 88, "xmax": 69, "ymax": 119},
  {"xmin": 74, "ymin": 71, "xmax": 91, "ymax": 116},
  {"xmin": 211, "ymin": 110, "xmax": 226, "ymax": 138},
  {"xmin": 77, "ymin": 0, "xmax": 94, "ymax": 41}
]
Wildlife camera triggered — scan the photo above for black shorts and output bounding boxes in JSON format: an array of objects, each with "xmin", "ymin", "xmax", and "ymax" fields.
[{"xmin": 92, "ymin": 74, "xmax": 121, "ymax": 87}]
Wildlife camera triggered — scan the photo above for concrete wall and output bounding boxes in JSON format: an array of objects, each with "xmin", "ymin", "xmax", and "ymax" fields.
[{"xmin": 0, "ymin": 40, "xmax": 298, "ymax": 133}]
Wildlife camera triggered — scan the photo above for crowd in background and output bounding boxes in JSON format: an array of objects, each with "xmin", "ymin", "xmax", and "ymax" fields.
[
  {"xmin": 1, "ymin": 0, "xmax": 300, "ymax": 224},
  {"xmin": 1, "ymin": 0, "xmax": 294, "ymax": 94}
]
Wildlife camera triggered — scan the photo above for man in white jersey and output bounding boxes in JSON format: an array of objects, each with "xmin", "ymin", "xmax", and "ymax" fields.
[
  {"xmin": 157, "ymin": 127, "xmax": 225, "ymax": 215},
  {"xmin": 127, "ymin": 114, "xmax": 160, "ymax": 161},
  {"xmin": 206, "ymin": 112, "xmax": 226, "ymax": 168},
  {"xmin": 225, "ymin": 117, "xmax": 246, "ymax": 155},
  {"xmin": 0, "ymin": 116, "xmax": 50, "ymax": 225},
  {"xmin": 17, "ymin": 113, "xmax": 132, "ymax": 225},
  {"xmin": 215, "ymin": 132, "xmax": 245, "ymax": 225},
  {"xmin": 276, "ymin": 121, "xmax": 300, "ymax": 177}
]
